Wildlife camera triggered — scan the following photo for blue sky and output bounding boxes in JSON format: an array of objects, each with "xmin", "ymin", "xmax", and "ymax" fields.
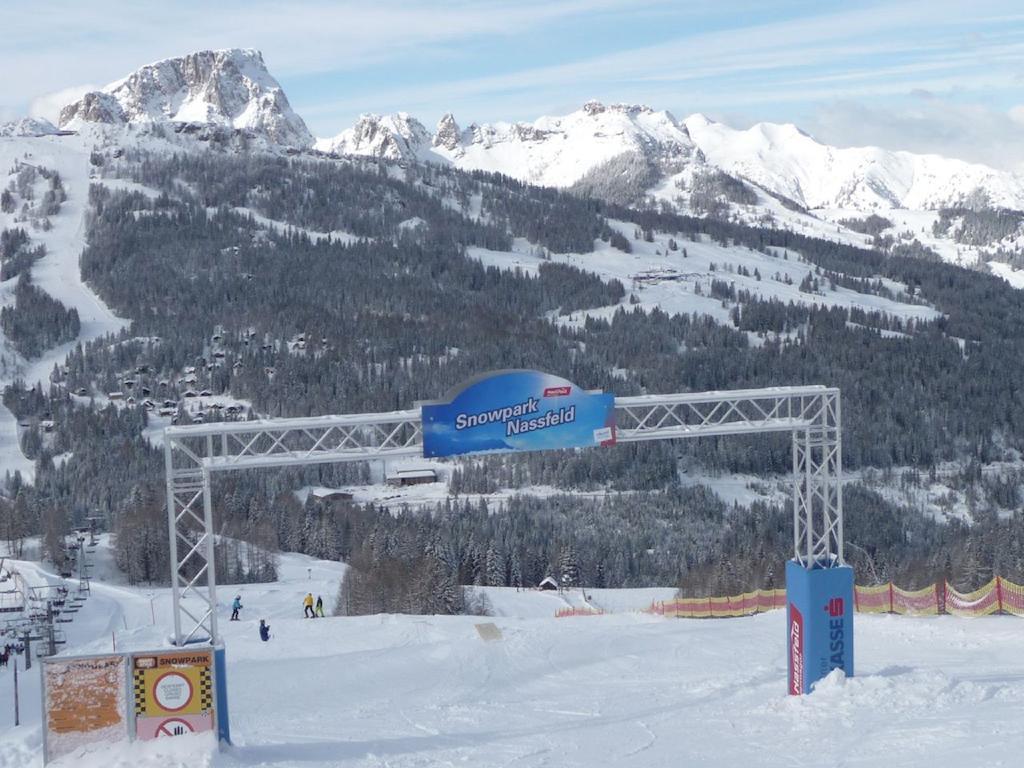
[{"xmin": 3, "ymin": 0, "xmax": 1023, "ymax": 169}]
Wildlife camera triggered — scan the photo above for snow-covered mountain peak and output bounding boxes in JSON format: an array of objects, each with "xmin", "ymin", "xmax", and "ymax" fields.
[
  {"xmin": 0, "ymin": 117, "xmax": 59, "ymax": 138},
  {"xmin": 535, "ymin": 101, "xmax": 685, "ymax": 138},
  {"xmin": 752, "ymin": 120, "xmax": 814, "ymax": 142},
  {"xmin": 580, "ymin": 100, "xmax": 657, "ymax": 117},
  {"xmin": 58, "ymin": 48, "xmax": 312, "ymax": 148},
  {"xmin": 684, "ymin": 112, "xmax": 715, "ymax": 127},
  {"xmin": 315, "ymin": 112, "xmax": 432, "ymax": 161},
  {"xmin": 433, "ymin": 113, "xmax": 461, "ymax": 150}
]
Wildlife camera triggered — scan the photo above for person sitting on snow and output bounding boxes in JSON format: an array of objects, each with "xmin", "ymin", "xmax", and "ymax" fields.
[
  {"xmin": 304, "ymin": 592, "xmax": 315, "ymax": 618},
  {"xmin": 231, "ymin": 595, "xmax": 243, "ymax": 621},
  {"xmin": 259, "ymin": 620, "xmax": 270, "ymax": 642}
]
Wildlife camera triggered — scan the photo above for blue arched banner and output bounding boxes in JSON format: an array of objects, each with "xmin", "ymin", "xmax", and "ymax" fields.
[{"xmin": 421, "ymin": 370, "xmax": 616, "ymax": 458}]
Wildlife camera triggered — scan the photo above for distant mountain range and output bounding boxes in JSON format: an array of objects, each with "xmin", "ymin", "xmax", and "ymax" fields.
[
  {"xmin": 11, "ymin": 47, "xmax": 1017, "ymax": 254},
  {"xmin": 316, "ymin": 103, "xmax": 1024, "ymax": 213}
]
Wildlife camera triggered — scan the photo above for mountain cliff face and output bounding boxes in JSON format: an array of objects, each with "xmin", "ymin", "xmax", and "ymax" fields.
[{"xmin": 59, "ymin": 49, "xmax": 312, "ymax": 148}]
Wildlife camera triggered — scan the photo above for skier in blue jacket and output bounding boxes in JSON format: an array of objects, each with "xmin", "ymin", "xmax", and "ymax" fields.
[{"xmin": 230, "ymin": 595, "xmax": 242, "ymax": 621}]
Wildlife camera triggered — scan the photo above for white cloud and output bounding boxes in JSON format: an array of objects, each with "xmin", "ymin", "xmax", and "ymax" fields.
[
  {"xmin": 805, "ymin": 97, "xmax": 1024, "ymax": 173},
  {"xmin": 1, "ymin": 0, "xmax": 644, "ymax": 109},
  {"xmin": 29, "ymin": 84, "xmax": 97, "ymax": 123}
]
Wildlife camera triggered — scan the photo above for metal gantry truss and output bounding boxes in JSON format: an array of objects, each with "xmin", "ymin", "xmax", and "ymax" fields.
[
  {"xmin": 614, "ymin": 386, "xmax": 843, "ymax": 569},
  {"xmin": 164, "ymin": 385, "xmax": 841, "ymax": 645}
]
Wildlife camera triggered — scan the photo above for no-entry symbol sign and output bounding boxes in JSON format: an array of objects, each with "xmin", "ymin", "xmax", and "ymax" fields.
[
  {"xmin": 153, "ymin": 672, "xmax": 193, "ymax": 712},
  {"xmin": 135, "ymin": 712, "xmax": 214, "ymax": 740}
]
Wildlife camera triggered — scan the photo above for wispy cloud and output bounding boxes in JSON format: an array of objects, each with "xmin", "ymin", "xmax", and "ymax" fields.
[
  {"xmin": 0, "ymin": 0, "xmax": 680, "ymax": 125},
  {"xmin": 0, "ymin": 0, "xmax": 648, "ymax": 102},
  {"xmin": 806, "ymin": 97, "xmax": 1024, "ymax": 173},
  {"xmin": 297, "ymin": 1, "xmax": 1023, "ymax": 118},
  {"xmin": 29, "ymin": 85, "xmax": 97, "ymax": 124}
]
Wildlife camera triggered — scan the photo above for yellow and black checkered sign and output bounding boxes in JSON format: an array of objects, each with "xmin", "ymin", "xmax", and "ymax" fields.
[
  {"xmin": 198, "ymin": 667, "xmax": 213, "ymax": 711},
  {"xmin": 133, "ymin": 668, "xmax": 146, "ymax": 716},
  {"xmin": 132, "ymin": 650, "xmax": 214, "ymax": 718}
]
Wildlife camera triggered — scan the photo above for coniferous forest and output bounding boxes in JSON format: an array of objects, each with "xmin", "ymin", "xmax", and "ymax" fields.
[{"xmin": 4, "ymin": 147, "xmax": 1024, "ymax": 611}]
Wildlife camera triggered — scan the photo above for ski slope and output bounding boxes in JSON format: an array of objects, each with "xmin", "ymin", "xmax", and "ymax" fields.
[
  {"xmin": 0, "ymin": 133, "xmax": 131, "ymax": 481},
  {"xmin": 2, "ymin": 545, "xmax": 1023, "ymax": 767}
]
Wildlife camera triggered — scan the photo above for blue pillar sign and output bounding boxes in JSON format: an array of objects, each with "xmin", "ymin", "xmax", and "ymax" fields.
[
  {"xmin": 422, "ymin": 370, "xmax": 616, "ymax": 458},
  {"xmin": 785, "ymin": 560, "xmax": 854, "ymax": 694}
]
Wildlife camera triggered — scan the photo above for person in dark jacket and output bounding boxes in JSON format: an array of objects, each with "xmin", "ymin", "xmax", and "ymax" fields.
[
  {"xmin": 259, "ymin": 620, "xmax": 270, "ymax": 641},
  {"xmin": 315, "ymin": 595, "xmax": 325, "ymax": 617}
]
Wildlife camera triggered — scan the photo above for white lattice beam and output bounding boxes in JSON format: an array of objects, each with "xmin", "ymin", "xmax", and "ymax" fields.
[{"xmin": 164, "ymin": 386, "xmax": 842, "ymax": 645}]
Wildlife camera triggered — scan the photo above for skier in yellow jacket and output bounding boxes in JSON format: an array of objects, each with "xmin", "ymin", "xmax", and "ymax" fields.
[{"xmin": 303, "ymin": 592, "xmax": 315, "ymax": 618}]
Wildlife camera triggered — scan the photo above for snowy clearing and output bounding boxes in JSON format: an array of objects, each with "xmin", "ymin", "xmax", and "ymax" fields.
[
  {"xmin": 470, "ymin": 223, "xmax": 940, "ymax": 330},
  {"xmin": 1, "ymin": 543, "xmax": 1023, "ymax": 767}
]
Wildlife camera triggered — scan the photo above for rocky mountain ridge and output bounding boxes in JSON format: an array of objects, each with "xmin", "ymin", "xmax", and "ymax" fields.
[{"xmin": 318, "ymin": 102, "xmax": 1024, "ymax": 215}]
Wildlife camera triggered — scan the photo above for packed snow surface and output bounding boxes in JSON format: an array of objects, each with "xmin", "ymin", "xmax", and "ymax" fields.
[{"xmin": 2, "ymin": 546, "xmax": 1023, "ymax": 767}]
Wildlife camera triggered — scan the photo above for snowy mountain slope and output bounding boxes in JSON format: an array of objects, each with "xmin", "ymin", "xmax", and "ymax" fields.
[
  {"xmin": 59, "ymin": 49, "xmax": 312, "ymax": 148},
  {"xmin": 0, "ymin": 117, "xmax": 58, "ymax": 138},
  {"xmin": 3, "ymin": 545, "xmax": 1024, "ymax": 767},
  {"xmin": 683, "ymin": 113, "xmax": 1024, "ymax": 212}
]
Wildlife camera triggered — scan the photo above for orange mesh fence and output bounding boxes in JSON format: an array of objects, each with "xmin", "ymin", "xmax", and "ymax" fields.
[
  {"xmin": 642, "ymin": 578, "xmax": 1024, "ymax": 620},
  {"xmin": 853, "ymin": 583, "xmax": 892, "ymax": 614},
  {"xmin": 1000, "ymin": 578, "xmax": 1024, "ymax": 617},
  {"xmin": 892, "ymin": 584, "xmax": 940, "ymax": 616},
  {"xmin": 554, "ymin": 606, "xmax": 604, "ymax": 618},
  {"xmin": 647, "ymin": 589, "xmax": 784, "ymax": 619},
  {"xmin": 946, "ymin": 578, "xmax": 1000, "ymax": 617}
]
